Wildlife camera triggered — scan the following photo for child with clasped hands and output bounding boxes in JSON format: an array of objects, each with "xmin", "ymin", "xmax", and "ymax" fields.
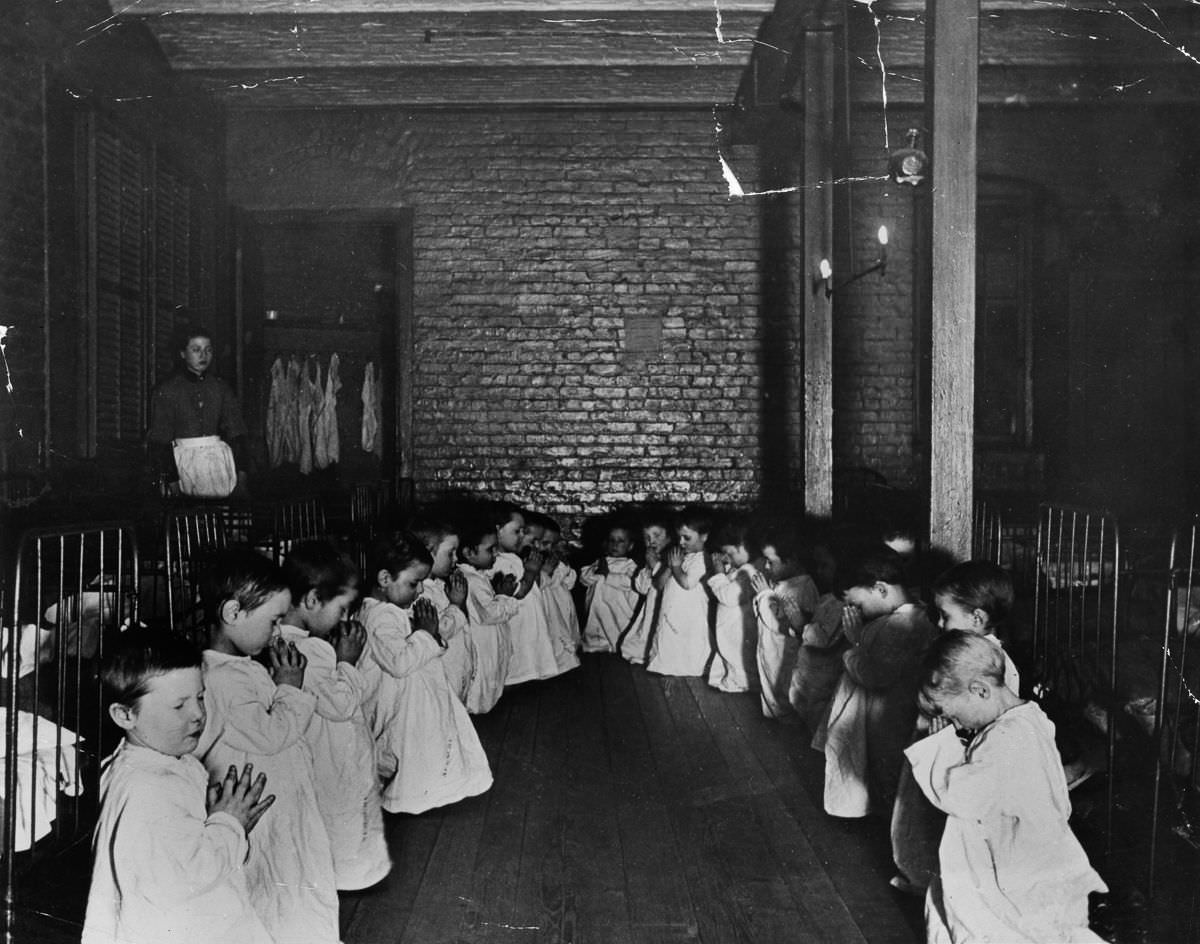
[
  {"xmin": 907, "ymin": 630, "xmax": 1107, "ymax": 943},
  {"xmin": 83, "ymin": 626, "xmax": 276, "ymax": 944},
  {"xmin": 279, "ymin": 541, "xmax": 391, "ymax": 891},
  {"xmin": 359, "ymin": 533, "xmax": 493, "ymax": 814},
  {"xmin": 194, "ymin": 546, "xmax": 340, "ymax": 944}
]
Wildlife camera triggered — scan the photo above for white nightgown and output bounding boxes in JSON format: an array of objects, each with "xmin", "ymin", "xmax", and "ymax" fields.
[
  {"xmin": 358, "ymin": 598, "xmax": 493, "ymax": 813},
  {"xmin": 620, "ymin": 564, "xmax": 659, "ymax": 664},
  {"xmin": 83, "ymin": 742, "xmax": 272, "ymax": 944},
  {"xmin": 707, "ymin": 563, "xmax": 760, "ymax": 693},
  {"xmin": 540, "ymin": 560, "xmax": 581, "ymax": 673},
  {"xmin": 195, "ymin": 650, "xmax": 339, "ymax": 944},
  {"xmin": 646, "ymin": 552, "xmax": 711, "ymax": 677},
  {"xmin": 906, "ymin": 703, "xmax": 1107, "ymax": 943},
  {"xmin": 579, "ymin": 557, "xmax": 640, "ymax": 653},
  {"xmin": 458, "ymin": 563, "xmax": 518, "ymax": 714},
  {"xmin": 278, "ymin": 624, "xmax": 390, "ymax": 891},
  {"xmin": 489, "ymin": 551, "xmax": 561, "ymax": 684},
  {"xmin": 422, "ymin": 576, "xmax": 476, "ymax": 706}
]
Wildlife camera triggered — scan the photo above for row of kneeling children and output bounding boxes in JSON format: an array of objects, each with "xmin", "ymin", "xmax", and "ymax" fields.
[
  {"xmin": 578, "ymin": 504, "xmax": 1109, "ymax": 943},
  {"xmin": 82, "ymin": 500, "xmax": 586, "ymax": 944}
]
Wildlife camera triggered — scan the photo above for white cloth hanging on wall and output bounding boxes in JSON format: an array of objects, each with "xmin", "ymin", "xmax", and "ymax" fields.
[
  {"xmin": 315, "ymin": 353, "xmax": 340, "ymax": 469},
  {"xmin": 282, "ymin": 357, "xmax": 302, "ymax": 465},
  {"xmin": 361, "ymin": 362, "xmax": 379, "ymax": 455},
  {"xmin": 298, "ymin": 358, "xmax": 322, "ymax": 476},
  {"xmin": 266, "ymin": 357, "xmax": 286, "ymax": 468}
]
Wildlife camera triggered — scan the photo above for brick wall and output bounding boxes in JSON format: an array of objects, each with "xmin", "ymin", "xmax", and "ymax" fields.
[{"xmin": 228, "ymin": 109, "xmax": 805, "ymax": 532}]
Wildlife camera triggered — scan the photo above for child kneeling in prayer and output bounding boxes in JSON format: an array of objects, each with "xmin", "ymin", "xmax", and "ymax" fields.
[
  {"xmin": 907, "ymin": 630, "xmax": 1107, "ymax": 944},
  {"xmin": 84, "ymin": 626, "xmax": 275, "ymax": 944}
]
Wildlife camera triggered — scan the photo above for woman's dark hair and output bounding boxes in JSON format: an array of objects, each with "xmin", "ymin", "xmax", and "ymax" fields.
[
  {"xmin": 175, "ymin": 323, "xmax": 212, "ymax": 353},
  {"xmin": 101, "ymin": 625, "xmax": 200, "ymax": 707}
]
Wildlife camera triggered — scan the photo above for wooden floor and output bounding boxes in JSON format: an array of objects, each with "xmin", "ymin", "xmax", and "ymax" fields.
[{"xmin": 339, "ymin": 654, "xmax": 924, "ymax": 944}]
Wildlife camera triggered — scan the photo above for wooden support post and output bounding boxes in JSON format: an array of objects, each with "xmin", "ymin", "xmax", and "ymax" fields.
[
  {"xmin": 927, "ymin": 0, "xmax": 978, "ymax": 558},
  {"xmin": 803, "ymin": 29, "xmax": 835, "ymax": 519}
]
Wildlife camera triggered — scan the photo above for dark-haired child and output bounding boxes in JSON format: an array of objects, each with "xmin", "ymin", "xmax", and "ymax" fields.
[
  {"xmin": 279, "ymin": 541, "xmax": 390, "ymax": 891},
  {"xmin": 580, "ymin": 522, "xmax": 640, "ymax": 653},
  {"xmin": 907, "ymin": 631, "xmax": 1106, "ymax": 942},
  {"xmin": 489, "ymin": 503, "xmax": 562, "ymax": 683},
  {"xmin": 646, "ymin": 505, "xmax": 713, "ymax": 677},
  {"xmin": 534, "ymin": 514, "xmax": 583, "ymax": 671},
  {"xmin": 891, "ymin": 559, "xmax": 1024, "ymax": 895},
  {"xmin": 193, "ymin": 547, "xmax": 340, "ymax": 944},
  {"xmin": 822, "ymin": 548, "xmax": 937, "ymax": 819},
  {"xmin": 753, "ymin": 532, "xmax": 819, "ymax": 719},
  {"xmin": 456, "ymin": 519, "xmax": 518, "ymax": 713},
  {"xmin": 410, "ymin": 518, "xmax": 476, "ymax": 706},
  {"xmin": 621, "ymin": 513, "xmax": 675, "ymax": 664},
  {"xmin": 359, "ymin": 533, "xmax": 492, "ymax": 813},
  {"xmin": 706, "ymin": 516, "xmax": 761, "ymax": 693},
  {"xmin": 83, "ymin": 627, "xmax": 274, "ymax": 944}
]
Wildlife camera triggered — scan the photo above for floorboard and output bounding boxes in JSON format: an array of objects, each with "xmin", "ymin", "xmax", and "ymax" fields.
[{"xmin": 345, "ymin": 655, "xmax": 923, "ymax": 944}]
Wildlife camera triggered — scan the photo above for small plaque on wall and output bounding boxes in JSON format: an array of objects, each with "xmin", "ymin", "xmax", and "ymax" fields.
[{"xmin": 623, "ymin": 311, "xmax": 662, "ymax": 361}]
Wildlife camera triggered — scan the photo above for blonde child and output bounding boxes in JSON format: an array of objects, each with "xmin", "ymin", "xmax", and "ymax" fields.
[
  {"xmin": 821, "ymin": 548, "xmax": 937, "ymax": 819},
  {"xmin": 83, "ymin": 627, "xmax": 274, "ymax": 944},
  {"xmin": 194, "ymin": 546, "xmax": 340, "ymax": 944},
  {"xmin": 646, "ymin": 505, "xmax": 713, "ymax": 677},
  {"xmin": 359, "ymin": 532, "xmax": 492, "ymax": 813},
  {"xmin": 278, "ymin": 541, "xmax": 390, "ymax": 891},
  {"xmin": 908, "ymin": 630, "xmax": 1107, "ymax": 943},
  {"xmin": 456, "ymin": 519, "xmax": 519, "ymax": 713},
  {"xmin": 706, "ymin": 516, "xmax": 761, "ymax": 693},
  {"xmin": 488, "ymin": 502, "xmax": 561, "ymax": 683},
  {"xmin": 411, "ymin": 517, "xmax": 476, "ymax": 705},
  {"xmin": 580, "ymin": 521, "xmax": 640, "ymax": 653},
  {"xmin": 890, "ymin": 559, "xmax": 1024, "ymax": 896},
  {"xmin": 753, "ymin": 530, "xmax": 820, "ymax": 720},
  {"xmin": 619, "ymin": 512, "xmax": 674, "ymax": 665},
  {"xmin": 534, "ymin": 513, "xmax": 583, "ymax": 670}
]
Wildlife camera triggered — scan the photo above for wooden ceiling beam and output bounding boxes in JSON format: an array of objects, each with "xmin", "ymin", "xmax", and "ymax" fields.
[
  {"xmin": 123, "ymin": 0, "xmax": 775, "ymax": 12},
  {"xmin": 138, "ymin": 11, "xmax": 765, "ymax": 70},
  {"xmin": 184, "ymin": 64, "xmax": 748, "ymax": 107}
]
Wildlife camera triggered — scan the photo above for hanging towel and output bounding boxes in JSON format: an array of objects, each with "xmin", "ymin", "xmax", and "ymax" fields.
[
  {"xmin": 281, "ymin": 356, "xmax": 302, "ymax": 465},
  {"xmin": 315, "ymin": 353, "xmax": 341, "ymax": 469},
  {"xmin": 361, "ymin": 362, "xmax": 379, "ymax": 454},
  {"xmin": 298, "ymin": 358, "xmax": 322, "ymax": 476},
  {"xmin": 266, "ymin": 357, "xmax": 286, "ymax": 468}
]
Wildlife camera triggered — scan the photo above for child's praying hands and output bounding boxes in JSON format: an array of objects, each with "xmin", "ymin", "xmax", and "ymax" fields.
[
  {"xmin": 333, "ymin": 619, "xmax": 366, "ymax": 665},
  {"xmin": 268, "ymin": 636, "xmax": 307, "ymax": 689},
  {"xmin": 208, "ymin": 763, "xmax": 275, "ymax": 835},
  {"xmin": 445, "ymin": 569, "xmax": 468, "ymax": 611},
  {"xmin": 411, "ymin": 597, "xmax": 444, "ymax": 647}
]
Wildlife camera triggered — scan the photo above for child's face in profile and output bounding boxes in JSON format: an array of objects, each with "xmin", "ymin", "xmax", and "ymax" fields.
[
  {"xmin": 935, "ymin": 594, "xmax": 986, "ymax": 634},
  {"xmin": 220, "ymin": 589, "xmax": 291, "ymax": 656},
  {"xmin": 643, "ymin": 525, "xmax": 670, "ymax": 553},
  {"xmin": 761, "ymin": 545, "xmax": 801, "ymax": 582},
  {"xmin": 926, "ymin": 679, "xmax": 997, "ymax": 731},
  {"xmin": 381, "ymin": 562, "xmax": 430, "ymax": 608},
  {"xmin": 522, "ymin": 523, "xmax": 545, "ymax": 550},
  {"xmin": 305, "ymin": 586, "xmax": 357, "ymax": 639},
  {"xmin": 462, "ymin": 533, "xmax": 499, "ymax": 571},
  {"xmin": 541, "ymin": 528, "xmax": 562, "ymax": 554},
  {"xmin": 844, "ymin": 582, "xmax": 892, "ymax": 619},
  {"xmin": 497, "ymin": 513, "xmax": 525, "ymax": 553},
  {"xmin": 677, "ymin": 526, "xmax": 706, "ymax": 554},
  {"xmin": 429, "ymin": 535, "xmax": 460, "ymax": 579},
  {"xmin": 110, "ymin": 667, "xmax": 206, "ymax": 758},
  {"xmin": 606, "ymin": 528, "xmax": 633, "ymax": 558},
  {"xmin": 722, "ymin": 544, "xmax": 751, "ymax": 568},
  {"xmin": 180, "ymin": 335, "xmax": 213, "ymax": 376}
]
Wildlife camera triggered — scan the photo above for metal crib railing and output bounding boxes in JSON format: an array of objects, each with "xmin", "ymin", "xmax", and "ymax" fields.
[
  {"xmin": 268, "ymin": 497, "xmax": 328, "ymax": 564},
  {"xmin": 164, "ymin": 506, "xmax": 230, "ymax": 646},
  {"xmin": 1032, "ymin": 502, "xmax": 1123, "ymax": 855},
  {"xmin": 1, "ymin": 521, "xmax": 139, "ymax": 943}
]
